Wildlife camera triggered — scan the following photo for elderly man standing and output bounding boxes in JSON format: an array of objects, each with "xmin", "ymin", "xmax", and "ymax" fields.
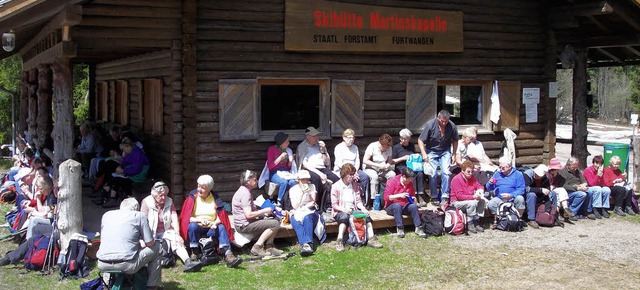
[
  {"xmin": 141, "ymin": 181, "xmax": 203, "ymax": 272},
  {"xmin": 486, "ymin": 156, "xmax": 526, "ymax": 218},
  {"xmin": 559, "ymin": 157, "xmax": 596, "ymax": 220},
  {"xmin": 418, "ymin": 110, "xmax": 459, "ymax": 206},
  {"xmin": 97, "ymin": 198, "xmax": 162, "ymax": 290},
  {"xmin": 178, "ymin": 175, "xmax": 241, "ymax": 268}
]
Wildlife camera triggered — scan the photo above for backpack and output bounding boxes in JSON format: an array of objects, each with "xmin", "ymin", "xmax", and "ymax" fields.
[
  {"xmin": 346, "ymin": 214, "xmax": 368, "ymax": 247},
  {"xmin": 535, "ymin": 200, "xmax": 563, "ymax": 227},
  {"xmin": 5, "ymin": 208, "xmax": 27, "ymax": 233},
  {"xmin": 0, "ymin": 185, "xmax": 17, "ymax": 204},
  {"xmin": 59, "ymin": 233, "xmax": 90, "ymax": 279},
  {"xmin": 495, "ymin": 202, "xmax": 524, "ymax": 232},
  {"xmin": 406, "ymin": 154, "xmax": 423, "ymax": 172},
  {"xmin": 24, "ymin": 234, "xmax": 59, "ymax": 271},
  {"xmin": 158, "ymin": 239, "xmax": 176, "ymax": 268},
  {"xmin": 443, "ymin": 205, "xmax": 467, "ymax": 235},
  {"xmin": 420, "ymin": 210, "xmax": 444, "ymax": 237}
]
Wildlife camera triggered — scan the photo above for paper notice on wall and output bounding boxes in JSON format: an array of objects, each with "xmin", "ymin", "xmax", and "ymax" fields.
[
  {"xmin": 522, "ymin": 88, "xmax": 540, "ymax": 104},
  {"xmin": 525, "ymin": 103, "xmax": 538, "ymax": 123},
  {"xmin": 549, "ymin": 82, "xmax": 558, "ymax": 99}
]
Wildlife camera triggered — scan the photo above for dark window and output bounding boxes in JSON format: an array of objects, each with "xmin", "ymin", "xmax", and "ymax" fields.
[
  {"xmin": 437, "ymin": 85, "xmax": 483, "ymax": 125},
  {"xmin": 260, "ymin": 85, "xmax": 320, "ymax": 130}
]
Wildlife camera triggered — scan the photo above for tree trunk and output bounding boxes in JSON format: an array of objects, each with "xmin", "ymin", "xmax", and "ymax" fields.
[
  {"xmin": 635, "ymin": 134, "xmax": 640, "ymax": 193},
  {"xmin": 51, "ymin": 58, "xmax": 74, "ymax": 179},
  {"xmin": 27, "ymin": 68, "xmax": 38, "ymax": 146},
  {"xmin": 18, "ymin": 71, "xmax": 28, "ymax": 138},
  {"xmin": 36, "ymin": 64, "xmax": 53, "ymax": 152},
  {"xmin": 57, "ymin": 159, "xmax": 83, "ymax": 254},
  {"xmin": 571, "ymin": 48, "xmax": 589, "ymax": 169}
]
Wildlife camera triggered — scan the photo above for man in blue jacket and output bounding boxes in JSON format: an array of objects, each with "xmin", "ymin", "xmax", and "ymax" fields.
[{"xmin": 486, "ymin": 156, "xmax": 526, "ymax": 218}]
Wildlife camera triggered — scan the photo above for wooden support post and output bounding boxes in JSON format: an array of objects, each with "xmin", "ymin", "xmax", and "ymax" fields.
[
  {"xmin": 51, "ymin": 58, "xmax": 74, "ymax": 179},
  {"xmin": 571, "ymin": 47, "xmax": 589, "ymax": 168},
  {"xmin": 27, "ymin": 68, "xmax": 38, "ymax": 145},
  {"xmin": 57, "ymin": 158, "xmax": 83, "ymax": 254},
  {"xmin": 36, "ymin": 64, "xmax": 53, "ymax": 151},
  {"xmin": 634, "ymin": 134, "xmax": 640, "ymax": 192},
  {"xmin": 18, "ymin": 71, "xmax": 28, "ymax": 137}
]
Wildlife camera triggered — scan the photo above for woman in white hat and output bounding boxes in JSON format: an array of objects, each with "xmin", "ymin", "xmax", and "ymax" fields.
[{"xmin": 288, "ymin": 170, "xmax": 325, "ymax": 257}]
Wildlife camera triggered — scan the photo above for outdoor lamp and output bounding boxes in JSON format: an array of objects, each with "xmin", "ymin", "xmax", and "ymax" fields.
[{"xmin": 2, "ymin": 30, "xmax": 15, "ymax": 52}]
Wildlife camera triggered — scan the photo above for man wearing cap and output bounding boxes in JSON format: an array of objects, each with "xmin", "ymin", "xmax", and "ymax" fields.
[
  {"xmin": 522, "ymin": 164, "xmax": 557, "ymax": 228},
  {"xmin": 383, "ymin": 167, "xmax": 427, "ymax": 238},
  {"xmin": 266, "ymin": 132, "xmax": 297, "ymax": 205},
  {"xmin": 418, "ymin": 110, "xmax": 459, "ymax": 206},
  {"xmin": 558, "ymin": 157, "xmax": 594, "ymax": 220},
  {"xmin": 141, "ymin": 181, "xmax": 204, "ymax": 272},
  {"xmin": 297, "ymin": 127, "xmax": 339, "ymax": 204}
]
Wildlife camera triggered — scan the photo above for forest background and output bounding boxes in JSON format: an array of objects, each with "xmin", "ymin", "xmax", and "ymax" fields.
[{"xmin": 0, "ymin": 55, "xmax": 637, "ymax": 146}]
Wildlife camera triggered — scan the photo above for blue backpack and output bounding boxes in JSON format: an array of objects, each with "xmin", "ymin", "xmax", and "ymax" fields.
[{"xmin": 24, "ymin": 235, "xmax": 59, "ymax": 271}]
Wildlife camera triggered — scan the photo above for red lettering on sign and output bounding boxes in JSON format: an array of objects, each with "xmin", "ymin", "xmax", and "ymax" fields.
[{"xmin": 313, "ymin": 9, "xmax": 364, "ymax": 29}]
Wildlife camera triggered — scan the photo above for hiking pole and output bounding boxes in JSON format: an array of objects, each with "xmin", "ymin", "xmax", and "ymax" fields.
[
  {"xmin": 243, "ymin": 252, "xmax": 297, "ymax": 262},
  {"xmin": 41, "ymin": 205, "xmax": 57, "ymax": 275},
  {"xmin": 0, "ymin": 228, "xmax": 27, "ymax": 242}
]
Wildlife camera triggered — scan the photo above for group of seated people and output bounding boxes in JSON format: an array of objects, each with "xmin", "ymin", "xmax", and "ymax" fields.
[{"xmin": 74, "ymin": 122, "xmax": 150, "ymax": 209}]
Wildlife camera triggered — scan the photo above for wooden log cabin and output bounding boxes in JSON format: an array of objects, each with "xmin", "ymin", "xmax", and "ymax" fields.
[{"xmin": 1, "ymin": 0, "xmax": 639, "ymax": 209}]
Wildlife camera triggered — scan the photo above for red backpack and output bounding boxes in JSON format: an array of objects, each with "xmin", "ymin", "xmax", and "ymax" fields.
[
  {"xmin": 443, "ymin": 205, "xmax": 467, "ymax": 235},
  {"xmin": 24, "ymin": 235, "xmax": 59, "ymax": 271}
]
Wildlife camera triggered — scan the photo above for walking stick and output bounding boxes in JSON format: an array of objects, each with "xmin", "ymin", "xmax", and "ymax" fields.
[{"xmin": 41, "ymin": 205, "xmax": 57, "ymax": 275}]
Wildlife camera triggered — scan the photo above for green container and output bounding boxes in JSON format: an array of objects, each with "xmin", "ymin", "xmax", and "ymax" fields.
[{"xmin": 603, "ymin": 143, "xmax": 630, "ymax": 172}]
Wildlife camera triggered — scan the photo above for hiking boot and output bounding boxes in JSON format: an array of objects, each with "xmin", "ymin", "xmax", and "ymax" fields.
[
  {"xmin": 250, "ymin": 244, "xmax": 271, "ymax": 257},
  {"xmin": 467, "ymin": 223, "xmax": 478, "ymax": 233},
  {"xmin": 565, "ymin": 215, "xmax": 578, "ymax": 222},
  {"xmin": 224, "ymin": 253, "xmax": 242, "ymax": 268},
  {"xmin": 527, "ymin": 221, "xmax": 540, "ymax": 229},
  {"xmin": 614, "ymin": 207, "xmax": 626, "ymax": 216},
  {"xmin": 593, "ymin": 209, "xmax": 602, "ymax": 219},
  {"xmin": 265, "ymin": 244, "xmax": 284, "ymax": 256},
  {"xmin": 300, "ymin": 243, "xmax": 314, "ymax": 257},
  {"xmin": 367, "ymin": 236, "xmax": 383, "ymax": 249},
  {"xmin": 474, "ymin": 221, "xmax": 484, "ymax": 232},
  {"xmin": 336, "ymin": 238, "xmax": 345, "ymax": 252},
  {"xmin": 602, "ymin": 209, "xmax": 610, "ymax": 218},
  {"xmin": 562, "ymin": 207, "xmax": 574, "ymax": 218},
  {"xmin": 415, "ymin": 227, "xmax": 427, "ymax": 239},
  {"xmin": 586, "ymin": 213, "xmax": 596, "ymax": 220},
  {"xmin": 396, "ymin": 227, "xmax": 405, "ymax": 238},
  {"xmin": 0, "ymin": 256, "xmax": 9, "ymax": 266},
  {"xmin": 182, "ymin": 258, "xmax": 204, "ymax": 273},
  {"xmin": 626, "ymin": 206, "xmax": 636, "ymax": 216}
]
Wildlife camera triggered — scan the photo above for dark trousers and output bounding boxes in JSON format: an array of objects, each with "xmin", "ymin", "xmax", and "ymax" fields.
[
  {"xmin": 385, "ymin": 202, "xmax": 421, "ymax": 228},
  {"xmin": 610, "ymin": 186, "xmax": 633, "ymax": 208}
]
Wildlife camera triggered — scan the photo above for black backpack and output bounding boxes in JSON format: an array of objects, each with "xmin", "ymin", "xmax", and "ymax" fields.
[
  {"xmin": 495, "ymin": 202, "xmax": 525, "ymax": 232},
  {"xmin": 420, "ymin": 209, "xmax": 444, "ymax": 237},
  {"xmin": 158, "ymin": 239, "xmax": 176, "ymax": 268},
  {"xmin": 59, "ymin": 234, "xmax": 90, "ymax": 279}
]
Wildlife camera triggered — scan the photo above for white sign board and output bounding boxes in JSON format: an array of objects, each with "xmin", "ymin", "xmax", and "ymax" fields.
[
  {"xmin": 549, "ymin": 82, "xmax": 558, "ymax": 99},
  {"xmin": 522, "ymin": 88, "xmax": 540, "ymax": 104}
]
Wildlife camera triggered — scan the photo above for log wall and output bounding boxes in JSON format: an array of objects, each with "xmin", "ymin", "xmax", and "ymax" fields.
[{"xmin": 195, "ymin": 0, "xmax": 556, "ymax": 202}]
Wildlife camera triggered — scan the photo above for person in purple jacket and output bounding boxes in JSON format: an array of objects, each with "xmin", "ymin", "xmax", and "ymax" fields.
[{"xmin": 101, "ymin": 136, "xmax": 149, "ymax": 208}]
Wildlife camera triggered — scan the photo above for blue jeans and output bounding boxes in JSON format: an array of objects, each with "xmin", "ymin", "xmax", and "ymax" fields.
[
  {"xmin": 269, "ymin": 170, "xmax": 296, "ymax": 203},
  {"xmin": 588, "ymin": 186, "xmax": 610, "ymax": 209},
  {"xmin": 385, "ymin": 202, "xmax": 421, "ymax": 228},
  {"xmin": 290, "ymin": 212, "xmax": 318, "ymax": 245},
  {"xmin": 187, "ymin": 222, "xmax": 230, "ymax": 249},
  {"xmin": 427, "ymin": 150, "xmax": 451, "ymax": 199},
  {"xmin": 567, "ymin": 191, "xmax": 587, "ymax": 215},
  {"xmin": 525, "ymin": 190, "xmax": 558, "ymax": 220}
]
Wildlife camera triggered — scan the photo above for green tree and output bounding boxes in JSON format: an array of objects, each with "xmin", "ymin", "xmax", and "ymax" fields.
[
  {"xmin": 0, "ymin": 55, "xmax": 21, "ymax": 144},
  {"xmin": 73, "ymin": 65, "xmax": 89, "ymax": 125}
]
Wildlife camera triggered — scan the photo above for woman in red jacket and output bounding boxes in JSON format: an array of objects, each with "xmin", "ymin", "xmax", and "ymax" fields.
[
  {"xmin": 602, "ymin": 156, "xmax": 636, "ymax": 216},
  {"xmin": 449, "ymin": 160, "xmax": 485, "ymax": 233}
]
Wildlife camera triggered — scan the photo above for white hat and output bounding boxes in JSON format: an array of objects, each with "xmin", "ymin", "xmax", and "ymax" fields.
[
  {"xmin": 534, "ymin": 164, "xmax": 548, "ymax": 177},
  {"xmin": 297, "ymin": 170, "xmax": 311, "ymax": 180}
]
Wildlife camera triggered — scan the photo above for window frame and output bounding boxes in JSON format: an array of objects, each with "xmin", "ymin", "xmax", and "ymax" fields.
[
  {"xmin": 256, "ymin": 78, "xmax": 331, "ymax": 142},
  {"xmin": 436, "ymin": 80, "xmax": 493, "ymax": 133}
]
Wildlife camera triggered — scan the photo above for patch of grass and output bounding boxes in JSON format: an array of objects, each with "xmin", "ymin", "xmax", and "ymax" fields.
[{"xmin": 0, "ymin": 158, "xmax": 12, "ymax": 173}]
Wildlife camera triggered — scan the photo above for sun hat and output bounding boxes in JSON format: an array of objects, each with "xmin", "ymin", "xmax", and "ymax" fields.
[
  {"xmin": 533, "ymin": 164, "xmax": 548, "ymax": 177},
  {"xmin": 548, "ymin": 158, "xmax": 563, "ymax": 170},
  {"xmin": 274, "ymin": 132, "xmax": 289, "ymax": 146},
  {"xmin": 305, "ymin": 127, "xmax": 320, "ymax": 136}
]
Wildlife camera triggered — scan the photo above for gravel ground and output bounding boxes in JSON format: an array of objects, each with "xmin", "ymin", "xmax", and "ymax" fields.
[{"xmin": 453, "ymin": 217, "xmax": 640, "ymax": 267}]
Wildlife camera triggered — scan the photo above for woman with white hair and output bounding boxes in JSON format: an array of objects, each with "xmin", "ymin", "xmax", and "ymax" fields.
[
  {"xmin": 602, "ymin": 155, "xmax": 637, "ymax": 216},
  {"xmin": 141, "ymin": 181, "xmax": 203, "ymax": 272},
  {"xmin": 333, "ymin": 128, "xmax": 370, "ymax": 204},
  {"xmin": 391, "ymin": 128, "xmax": 426, "ymax": 205},
  {"xmin": 232, "ymin": 170, "xmax": 283, "ymax": 257},
  {"xmin": 455, "ymin": 127, "xmax": 496, "ymax": 172},
  {"xmin": 288, "ymin": 170, "xmax": 325, "ymax": 257},
  {"xmin": 178, "ymin": 175, "xmax": 242, "ymax": 268}
]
